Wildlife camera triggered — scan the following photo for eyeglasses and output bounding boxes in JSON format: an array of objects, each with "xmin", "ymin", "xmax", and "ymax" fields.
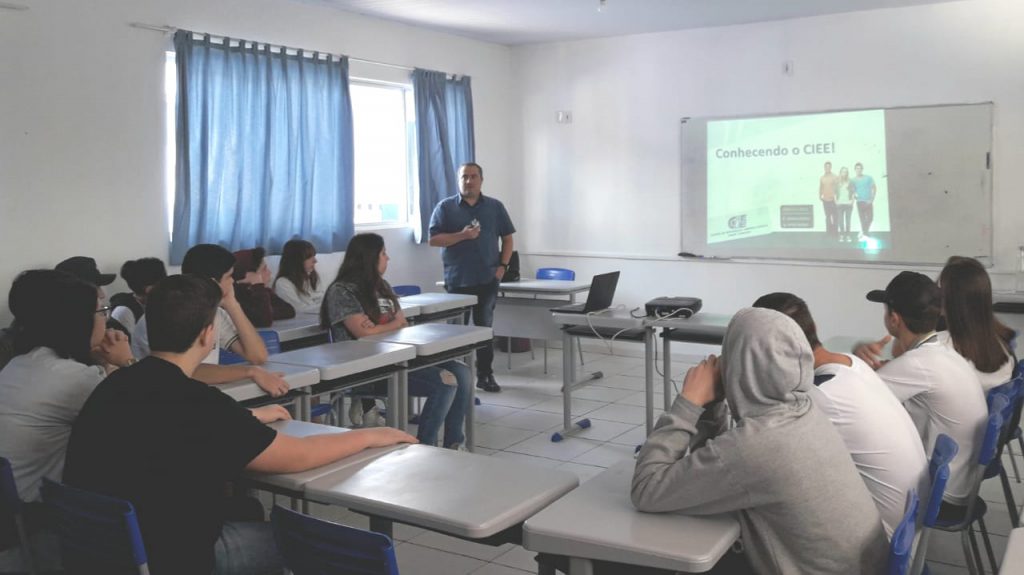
[{"xmin": 95, "ymin": 306, "xmax": 111, "ymax": 318}]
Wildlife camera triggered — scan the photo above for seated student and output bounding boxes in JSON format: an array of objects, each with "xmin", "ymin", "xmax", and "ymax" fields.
[
  {"xmin": 0, "ymin": 270, "xmax": 132, "ymax": 572},
  {"xmin": 753, "ymin": 292, "xmax": 928, "ymax": 537},
  {"xmin": 64, "ymin": 275, "xmax": 416, "ymax": 575},
  {"xmin": 632, "ymin": 308, "xmax": 887, "ymax": 574},
  {"xmin": 133, "ymin": 244, "xmax": 289, "ymax": 396},
  {"xmin": 109, "ymin": 257, "xmax": 167, "ymax": 338},
  {"xmin": 938, "ymin": 256, "xmax": 1015, "ymax": 391},
  {"xmin": 273, "ymin": 239, "xmax": 326, "ymax": 314},
  {"xmin": 321, "ymin": 233, "xmax": 472, "ymax": 448},
  {"xmin": 854, "ymin": 271, "xmax": 987, "ymax": 507},
  {"xmin": 232, "ymin": 247, "xmax": 295, "ymax": 327}
]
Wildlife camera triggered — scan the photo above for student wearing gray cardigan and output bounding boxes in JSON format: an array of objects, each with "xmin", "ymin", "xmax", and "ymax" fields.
[{"xmin": 632, "ymin": 307, "xmax": 888, "ymax": 574}]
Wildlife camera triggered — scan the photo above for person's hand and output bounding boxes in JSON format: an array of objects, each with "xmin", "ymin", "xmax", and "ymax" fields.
[
  {"xmin": 680, "ymin": 355, "xmax": 723, "ymax": 407},
  {"xmin": 219, "ymin": 276, "xmax": 237, "ymax": 306},
  {"xmin": 460, "ymin": 224, "xmax": 481, "ymax": 240},
  {"xmin": 362, "ymin": 427, "xmax": 418, "ymax": 448},
  {"xmin": 251, "ymin": 368, "xmax": 290, "ymax": 397},
  {"xmin": 495, "ymin": 266, "xmax": 506, "ymax": 280},
  {"xmin": 93, "ymin": 329, "xmax": 134, "ymax": 368},
  {"xmin": 250, "ymin": 405, "xmax": 292, "ymax": 424},
  {"xmin": 853, "ymin": 335, "xmax": 892, "ymax": 369}
]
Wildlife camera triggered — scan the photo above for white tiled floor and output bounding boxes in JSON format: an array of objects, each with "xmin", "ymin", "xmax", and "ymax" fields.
[{"xmin": 276, "ymin": 346, "xmax": 1022, "ymax": 575}]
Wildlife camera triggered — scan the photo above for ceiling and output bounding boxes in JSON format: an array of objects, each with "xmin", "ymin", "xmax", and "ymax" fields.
[{"xmin": 296, "ymin": 0, "xmax": 968, "ymax": 45}]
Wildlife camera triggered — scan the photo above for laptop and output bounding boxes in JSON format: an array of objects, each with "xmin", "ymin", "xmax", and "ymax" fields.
[{"xmin": 552, "ymin": 271, "xmax": 620, "ymax": 314}]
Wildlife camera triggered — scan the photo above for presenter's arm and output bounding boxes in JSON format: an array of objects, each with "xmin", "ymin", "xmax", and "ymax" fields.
[
  {"xmin": 871, "ymin": 181, "xmax": 877, "ymax": 202},
  {"xmin": 429, "ymin": 226, "xmax": 479, "ymax": 248},
  {"xmin": 246, "ymin": 427, "xmax": 417, "ymax": 474},
  {"xmin": 496, "ymin": 234, "xmax": 514, "ymax": 280}
]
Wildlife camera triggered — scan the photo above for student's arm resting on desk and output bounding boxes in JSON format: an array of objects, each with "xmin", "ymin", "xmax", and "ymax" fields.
[
  {"xmin": 246, "ymin": 427, "xmax": 417, "ymax": 474},
  {"xmin": 194, "ymin": 363, "xmax": 290, "ymax": 397},
  {"xmin": 341, "ymin": 311, "xmax": 407, "ymax": 338}
]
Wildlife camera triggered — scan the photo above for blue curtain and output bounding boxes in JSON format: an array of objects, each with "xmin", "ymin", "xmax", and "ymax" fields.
[
  {"xmin": 171, "ymin": 31, "xmax": 354, "ymax": 264},
  {"xmin": 412, "ymin": 69, "xmax": 475, "ymax": 243}
]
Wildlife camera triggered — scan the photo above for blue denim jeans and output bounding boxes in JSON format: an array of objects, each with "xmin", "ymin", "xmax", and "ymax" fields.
[
  {"xmin": 212, "ymin": 521, "xmax": 283, "ymax": 575},
  {"xmin": 447, "ymin": 279, "xmax": 499, "ymax": 377},
  {"xmin": 409, "ymin": 359, "xmax": 472, "ymax": 447}
]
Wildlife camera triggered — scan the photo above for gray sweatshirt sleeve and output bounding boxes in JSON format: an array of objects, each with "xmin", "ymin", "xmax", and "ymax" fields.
[{"xmin": 631, "ymin": 395, "xmax": 748, "ymax": 515}]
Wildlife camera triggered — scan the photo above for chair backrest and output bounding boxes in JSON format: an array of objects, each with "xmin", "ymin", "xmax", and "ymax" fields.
[
  {"xmin": 0, "ymin": 457, "xmax": 22, "ymax": 522},
  {"xmin": 978, "ymin": 393, "xmax": 1008, "ymax": 468},
  {"xmin": 392, "ymin": 285, "xmax": 422, "ymax": 297},
  {"xmin": 536, "ymin": 268, "xmax": 575, "ymax": 281},
  {"xmin": 40, "ymin": 479, "xmax": 149, "ymax": 575},
  {"xmin": 258, "ymin": 329, "xmax": 282, "ymax": 355},
  {"xmin": 924, "ymin": 434, "xmax": 959, "ymax": 527},
  {"xmin": 1, "ymin": 456, "xmax": 36, "ymax": 575},
  {"xmin": 888, "ymin": 490, "xmax": 919, "ymax": 575},
  {"xmin": 271, "ymin": 505, "xmax": 399, "ymax": 575}
]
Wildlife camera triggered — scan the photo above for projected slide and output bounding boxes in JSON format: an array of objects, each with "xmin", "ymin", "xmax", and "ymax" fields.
[{"xmin": 706, "ymin": 110, "xmax": 890, "ymax": 250}]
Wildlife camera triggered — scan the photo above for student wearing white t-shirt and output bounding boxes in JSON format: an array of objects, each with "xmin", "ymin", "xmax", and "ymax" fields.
[
  {"xmin": 754, "ymin": 292, "xmax": 928, "ymax": 537},
  {"xmin": 132, "ymin": 245, "xmax": 289, "ymax": 397},
  {"xmin": 273, "ymin": 239, "xmax": 326, "ymax": 314},
  {"xmin": 855, "ymin": 271, "xmax": 988, "ymax": 506},
  {"xmin": 937, "ymin": 256, "xmax": 1016, "ymax": 392}
]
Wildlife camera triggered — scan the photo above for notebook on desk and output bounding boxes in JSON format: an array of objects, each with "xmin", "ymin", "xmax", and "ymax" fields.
[{"xmin": 551, "ymin": 271, "xmax": 620, "ymax": 314}]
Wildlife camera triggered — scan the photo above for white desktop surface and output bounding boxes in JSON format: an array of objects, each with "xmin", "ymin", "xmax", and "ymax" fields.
[
  {"xmin": 305, "ymin": 444, "xmax": 579, "ymax": 539},
  {"xmin": 269, "ymin": 341, "xmax": 416, "ymax": 380},
  {"xmin": 552, "ymin": 308, "xmax": 646, "ymax": 330},
  {"xmin": 219, "ymin": 362, "xmax": 320, "ymax": 402},
  {"xmin": 1000, "ymin": 527, "xmax": 1024, "ymax": 574},
  {"xmin": 267, "ymin": 316, "xmax": 327, "ymax": 342},
  {"xmin": 244, "ymin": 420, "xmax": 405, "ymax": 492},
  {"xmin": 364, "ymin": 323, "xmax": 493, "ymax": 356},
  {"xmin": 498, "ymin": 279, "xmax": 592, "ymax": 295},
  {"xmin": 399, "ymin": 293, "xmax": 477, "ymax": 314},
  {"xmin": 523, "ymin": 461, "xmax": 740, "ymax": 573},
  {"xmin": 645, "ymin": 313, "xmax": 731, "ymax": 341}
]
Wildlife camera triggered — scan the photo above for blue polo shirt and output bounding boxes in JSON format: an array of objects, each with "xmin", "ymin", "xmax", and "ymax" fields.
[
  {"xmin": 429, "ymin": 193, "xmax": 516, "ymax": 288},
  {"xmin": 852, "ymin": 175, "xmax": 876, "ymax": 202}
]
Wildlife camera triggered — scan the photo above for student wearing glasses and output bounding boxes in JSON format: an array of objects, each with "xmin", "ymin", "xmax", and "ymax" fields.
[{"xmin": 0, "ymin": 270, "xmax": 133, "ymax": 572}]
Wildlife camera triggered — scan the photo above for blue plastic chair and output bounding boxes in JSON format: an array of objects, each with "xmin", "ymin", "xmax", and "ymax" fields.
[
  {"xmin": 40, "ymin": 478, "xmax": 149, "ymax": 575},
  {"xmin": 984, "ymin": 374, "xmax": 1023, "ymax": 527},
  {"xmin": 920, "ymin": 395, "xmax": 1008, "ymax": 575},
  {"xmin": 271, "ymin": 505, "xmax": 399, "ymax": 575},
  {"xmin": 220, "ymin": 329, "xmax": 282, "ymax": 365},
  {"xmin": 888, "ymin": 490, "xmax": 919, "ymax": 575},
  {"xmin": 911, "ymin": 433, "xmax": 958, "ymax": 575},
  {"xmin": 0, "ymin": 457, "xmax": 36, "ymax": 575},
  {"xmin": 534, "ymin": 268, "xmax": 582, "ymax": 372},
  {"xmin": 392, "ymin": 285, "xmax": 422, "ymax": 297}
]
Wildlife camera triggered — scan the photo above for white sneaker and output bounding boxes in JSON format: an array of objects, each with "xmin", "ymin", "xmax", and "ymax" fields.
[
  {"xmin": 363, "ymin": 405, "xmax": 387, "ymax": 427},
  {"xmin": 447, "ymin": 443, "xmax": 468, "ymax": 452},
  {"xmin": 348, "ymin": 402, "xmax": 363, "ymax": 427}
]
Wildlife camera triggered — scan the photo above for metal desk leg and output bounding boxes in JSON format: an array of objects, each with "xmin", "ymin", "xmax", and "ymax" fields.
[
  {"xmin": 387, "ymin": 369, "xmax": 409, "ymax": 431},
  {"xmin": 569, "ymin": 557, "xmax": 595, "ymax": 575},
  {"xmin": 663, "ymin": 329, "xmax": 673, "ymax": 413},
  {"xmin": 299, "ymin": 392, "xmax": 312, "ymax": 423},
  {"xmin": 644, "ymin": 326, "xmax": 656, "ymax": 435},
  {"xmin": 551, "ymin": 327, "xmax": 601, "ymax": 442},
  {"xmin": 466, "ymin": 351, "xmax": 476, "ymax": 452}
]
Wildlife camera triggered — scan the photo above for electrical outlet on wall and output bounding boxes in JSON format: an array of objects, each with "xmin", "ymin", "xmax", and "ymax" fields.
[{"xmin": 556, "ymin": 110, "xmax": 572, "ymax": 124}]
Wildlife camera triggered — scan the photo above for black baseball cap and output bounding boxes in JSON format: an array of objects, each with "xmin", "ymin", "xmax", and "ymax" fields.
[
  {"xmin": 866, "ymin": 271, "xmax": 941, "ymax": 320},
  {"xmin": 55, "ymin": 256, "xmax": 116, "ymax": 287}
]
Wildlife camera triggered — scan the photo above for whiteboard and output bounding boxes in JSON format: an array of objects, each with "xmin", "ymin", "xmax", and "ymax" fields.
[{"xmin": 680, "ymin": 103, "xmax": 992, "ymax": 265}]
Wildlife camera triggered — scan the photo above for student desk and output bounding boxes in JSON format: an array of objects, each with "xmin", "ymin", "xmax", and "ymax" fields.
[
  {"xmin": 645, "ymin": 314, "xmax": 731, "ymax": 414},
  {"xmin": 304, "ymin": 443, "xmax": 579, "ymax": 544},
  {"xmin": 1000, "ymin": 527, "xmax": 1024, "ymax": 574},
  {"xmin": 364, "ymin": 323, "xmax": 494, "ymax": 451},
  {"xmin": 219, "ymin": 362, "xmax": 320, "ymax": 420},
  {"xmin": 494, "ymin": 279, "xmax": 592, "ymax": 370},
  {"xmin": 523, "ymin": 461, "xmax": 740, "ymax": 575},
  {"xmin": 267, "ymin": 315, "xmax": 329, "ymax": 350},
  {"xmin": 400, "ymin": 293, "xmax": 477, "ymax": 324},
  {"xmin": 269, "ymin": 341, "xmax": 416, "ymax": 429},
  {"xmin": 243, "ymin": 420, "xmax": 403, "ymax": 498}
]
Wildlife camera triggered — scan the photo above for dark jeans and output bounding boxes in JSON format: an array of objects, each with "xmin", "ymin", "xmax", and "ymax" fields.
[
  {"xmin": 837, "ymin": 203, "xmax": 854, "ymax": 237},
  {"xmin": 857, "ymin": 201, "xmax": 874, "ymax": 236},
  {"xmin": 821, "ymin": 200, "xmax": 838, "ymax": 236},
  {"xmin": 447, "ymin": 279, "xmax": 499, "ymax": 378}
]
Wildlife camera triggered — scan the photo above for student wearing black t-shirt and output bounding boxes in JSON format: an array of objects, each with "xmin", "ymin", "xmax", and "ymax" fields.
[{"xmin": 64, "ymin": 275, "xmax": 416, "ymax": 575}]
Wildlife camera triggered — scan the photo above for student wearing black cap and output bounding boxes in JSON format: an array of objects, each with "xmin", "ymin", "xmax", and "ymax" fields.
[
  {"xmin": 854, "ymin": 271, "xmax": 987, "ymax": 508},
  {"xmin": 55, "ymin": 256, "xmax": 116, "ymax": 297}
]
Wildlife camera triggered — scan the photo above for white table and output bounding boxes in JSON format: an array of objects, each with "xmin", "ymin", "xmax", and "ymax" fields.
[
  {"xmin": 494, "ymin": 279, "xmax": 592, "ymax": 370},
  {"xmin": 523, "ymin": 461, "xmax": 740, "ymax": 575},
  {"xmin": 1000, "ymin": 527, "xmax": 1024, "ymax": 574},
  {"xmin": 266, "ymin": 316, "xmax": 329, "ymax": 349},
  {"xmin": 400, "ymin": 293, "xmax": 477, "ymax": 324},
  {"xmin": 270, "ymin": 341, "xmax": 416, "ymax": 428},
  {"xmin": 305, "ymin": 443, "xmax": 579, "ymax": 541},
  {"xmin": 219, "ymin": 361, "xmax": 321, "ymax": 420},
  {"xmin": 646, "ymin": 314, "xmax": 731, "ymax": 414},
  {"xmin": 365, "ymin": 323, "xmax": 494, "ymax": 451}
]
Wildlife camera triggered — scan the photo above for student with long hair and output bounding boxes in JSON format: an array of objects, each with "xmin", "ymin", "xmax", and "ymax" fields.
[
  {"xmin": 938, "ymin": 256, "xmax": 1015, "ymax": 391},
  {"xmin": 273, "ymin": 239, "xmax": 325, "ymax": 314},
  {"xmin": 320, "ymin": 233, "xmax": 472, "ymax": 448},
  {"xmin": 0, "ymin": 270, "xmax": 133, "ymax": 571},
  {"xmin": 109, "ymin": 257, "xmax": 167, "ymax": 337}
]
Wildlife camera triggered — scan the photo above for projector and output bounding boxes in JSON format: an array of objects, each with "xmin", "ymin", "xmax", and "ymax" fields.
[{"xmin": 645, "ymin": 297, "xmax": 703, "ymax": 319}]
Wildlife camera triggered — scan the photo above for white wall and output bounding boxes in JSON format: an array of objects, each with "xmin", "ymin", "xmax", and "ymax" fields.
[
  {"xmin": 511, "ymin": 0, "xmax": 1024, "ymax": 342},
  {"xmin": 0, "ymin": 0, "xmax": 515, "ymax": 320}
]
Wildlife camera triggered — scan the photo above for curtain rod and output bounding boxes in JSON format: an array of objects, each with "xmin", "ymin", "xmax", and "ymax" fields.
[{"xmin": 128, "ymin": 22, "xmax": 417, "ymax": 73}]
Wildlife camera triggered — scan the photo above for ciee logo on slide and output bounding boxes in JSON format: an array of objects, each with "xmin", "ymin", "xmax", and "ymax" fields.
[{"xmin": 728, "ymin": 215, "xmax": 747, "ymax": 229}]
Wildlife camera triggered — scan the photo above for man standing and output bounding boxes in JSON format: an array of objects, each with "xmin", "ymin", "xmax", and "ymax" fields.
[
  {"xmin": 818, "ymin": 162, "xmax": 838, "ymax": 238},
  {"xmin": 852, "ymin": 162, "xmax": 877, "ymax": 240},
  {"xmin": 429, "ymin": 163, "xmax": 515, "ymax": 392}
]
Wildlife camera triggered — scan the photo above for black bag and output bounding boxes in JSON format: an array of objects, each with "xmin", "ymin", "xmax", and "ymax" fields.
[{"xmin": 501, "ymin": 251, "xmax": 521, "ymax": 283}]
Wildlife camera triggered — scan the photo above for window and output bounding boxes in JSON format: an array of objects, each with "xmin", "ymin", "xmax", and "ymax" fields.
[
  {"xmin": 350, "ymin": 81, "xmax": 417, "ymax": 226},
  {"xmin": 164, "ymin": 51, "xmax": 176, "ymax": 239}
]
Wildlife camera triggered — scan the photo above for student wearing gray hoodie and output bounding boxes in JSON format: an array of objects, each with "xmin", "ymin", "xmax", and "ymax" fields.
[{"xmin": 632, "ymin": 307, "xmax": 888, "ymax": 574}]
